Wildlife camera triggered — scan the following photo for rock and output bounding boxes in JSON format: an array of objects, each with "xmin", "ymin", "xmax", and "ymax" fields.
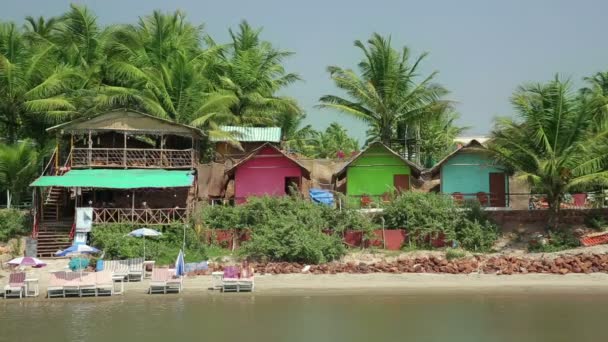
[{"xmin": 559, "ymin": 268, "xmax": 569, "ymax": 275}]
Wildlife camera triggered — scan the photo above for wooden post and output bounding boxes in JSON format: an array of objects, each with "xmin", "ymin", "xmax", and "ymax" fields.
[
  {"xmin": 123, "ymin": 132, "xmax": 127, "ymax": 168},
  {"xmin": 87, "ymin": 130, "xmax": 92, "ymax": 167},
  {"xmin": 160, "ymin": 134, "xmax": 164, "ymax": 167},
  {"xmin": 190, "ymin": 135, "xmax": 195, "ymax": 169},
  {"xmin": 55, "ymin": 135, "xmax": 60, "ymax": 173}
]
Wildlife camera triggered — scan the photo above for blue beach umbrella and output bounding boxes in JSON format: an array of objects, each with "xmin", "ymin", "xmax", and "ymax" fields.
[
  {"xmin": 127, "ymin": 228, "xmax": 162, "ymax": 260},
  {"xmin": 56, "ymin": 244, "xmax": 100, "ymax": 257},
  {"xmin": 175, "ymin": 249, "xmax": 185, "ymax": 277}
]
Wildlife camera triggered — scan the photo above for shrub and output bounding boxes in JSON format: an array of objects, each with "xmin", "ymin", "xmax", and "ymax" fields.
[
  {"xmin": 382, "ymin": 192, "xmax": 460, "ymax": 246},
  {"xmin": 445, "ymin": 248, "xmax": 466, "ymax": 260},
  {"xmin": 382, "ymin": 193, "xmax": 499, "ymax": 251},
  {"xmin": 528, "ymin": 230, "xmax": 580, "ymax": 253},
  {"xmin": 584, "ymin": 212, "xmax": 607, "ymax": 231},
  {"xmin": 0, "ymin": 209, "xmax": 28, "ymax": 242},
  {"xmin": 90, "ymin": 223, "xmax": 206, "ymax": 265},
  {"xmin": 241, "ymin": 219, "xmax": 346, "ymax": 264}
]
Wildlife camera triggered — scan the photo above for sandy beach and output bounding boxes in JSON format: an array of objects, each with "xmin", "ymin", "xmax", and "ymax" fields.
[{"xmin": 2, "ymin": 259, "xmax": 608, "ymax": 300}]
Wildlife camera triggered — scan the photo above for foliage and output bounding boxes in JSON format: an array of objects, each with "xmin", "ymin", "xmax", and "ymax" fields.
[
  {"xmin": 318, "ymin": 33, "xmax": 453, "ymax": 157},
  {"xmin": 89, "ymin": 223, "xmax": 206, "ymax": 265},
  {"xmin": 418, "ymin": 110, "xmax": 467, "ymax": 167},
  {"xmin": 0, "ymin": 209, "xmax": 28, "ymax": 242},
  {"xmin": 282, "ymin": 121, "xmax": 359, "ymax": 158},
  {"xmin": 0, "ymin": 141, "xmax": 39, "ymax": 207},
  {"xmin": 382, "ymin": 193, "xmax": 498, "ymax": 251},
  {"xmin": 489, "ymin": 77, "xmax": 608, "ymax": 229},
  {"xmin": 445, "ymin": 248, "xmax": 466, "ymax": 261},
  {"xmin": 528, "ymin": 230, "xmax": 580, "ymax": 253},
  {"xmin": 584, "ymin": 212, "xmax": 608, "ymax": 231},
  {"xmin": 196, "ymin": 196, "xmax": 377, "ymax": 263}
]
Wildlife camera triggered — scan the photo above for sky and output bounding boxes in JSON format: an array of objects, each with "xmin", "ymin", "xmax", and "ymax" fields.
[{"xmin": 3, "ymin": 0, "xmax": 608, "ymax": 143}]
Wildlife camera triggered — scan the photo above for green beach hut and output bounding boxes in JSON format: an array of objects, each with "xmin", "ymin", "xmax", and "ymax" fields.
[
  {"xmin": 334, "ymin": 142, "xmax": 422, "ymax": 207},
  {"xmin": 431, "ymin": 139, "xmax": 509, "ymax": 207}
]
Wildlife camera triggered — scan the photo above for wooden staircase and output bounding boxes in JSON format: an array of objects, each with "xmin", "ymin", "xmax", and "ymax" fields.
[
  {"xmin": 36, "ymin": 221, "xmax": 73, "ymax": 257},
  {"xmin": 38, "ymin": 186, "xmax": 73, "ymax": 257}
]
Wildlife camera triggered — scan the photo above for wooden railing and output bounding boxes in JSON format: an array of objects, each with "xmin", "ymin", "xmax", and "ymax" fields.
[
  {"xmin": 71, "ymin": 148, "xmax": 195, "ymax": 168},
  {"xmin": 92, "ymin": 208, "xmax": 189, "ymax": 225}
]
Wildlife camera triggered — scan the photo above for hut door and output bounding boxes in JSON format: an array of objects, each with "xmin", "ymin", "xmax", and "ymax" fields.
[
  {"xmin": 284, "ymin": 177, "xmax": 301, "ymax": 195},
  {"xmin": 489, "ymin": 173, "xmax": 506, "ymax": 207},
  {"xmin": 393, "ymin": 174, "xmax": 410, "ymax": 193}
]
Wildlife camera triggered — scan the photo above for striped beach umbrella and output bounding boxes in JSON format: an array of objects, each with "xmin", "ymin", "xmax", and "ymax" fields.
[{"xmin": 7, "ymin": 256, "xmax": 46, "ymax": 267}]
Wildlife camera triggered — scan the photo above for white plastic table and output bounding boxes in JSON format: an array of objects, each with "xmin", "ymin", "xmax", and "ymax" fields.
[
  {"xmin": 24, "ymin": 278, "xmax": 39, "ymax": 297},
  {"xmin": 211, "ymin": 271, "xmax": 224, "ymax": 290}
]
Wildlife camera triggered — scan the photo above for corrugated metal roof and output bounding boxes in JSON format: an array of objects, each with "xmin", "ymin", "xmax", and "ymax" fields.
[{"xmin": 211, "ymin": 126, "xmax": 282, "ymax": 142}]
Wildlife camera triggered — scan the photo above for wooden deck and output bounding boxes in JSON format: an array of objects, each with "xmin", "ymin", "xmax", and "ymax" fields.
[
  {"xmin": 93, "ymin": 208, "xmax": 189, "ymax": 225},
  {"xmin": 71, "ymin": 148, "xmax": 195, "ymax": 169}
]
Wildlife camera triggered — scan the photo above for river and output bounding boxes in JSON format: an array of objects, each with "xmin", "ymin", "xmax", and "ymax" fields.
[{"xmin": 1, "ymin": 292, "xmax": 607, "ymax": 341}]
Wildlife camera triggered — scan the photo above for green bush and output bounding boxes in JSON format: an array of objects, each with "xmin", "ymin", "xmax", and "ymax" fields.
[
  {"xmin": 445, "ymin": 248, "xmax": 466, "ymax": 260},
  {"xmin": 382, "ymin": 193, "xmax": 499, "ymax": 252},
  {"xmin": 89, "ymin": 223, "xmax": 206, "ymax": 265},
  {"xmin": 528, "ymin": 230, "xmax": 580, "ymax": 253},
  {"xmin": 0, "ymin": 209, "xmax": 28, "ymax": 242}
]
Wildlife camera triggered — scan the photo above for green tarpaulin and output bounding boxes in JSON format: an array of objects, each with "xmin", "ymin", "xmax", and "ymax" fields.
[{"xmin": 30, "ymin": 169, "xmax": 194, "ymax": 189}]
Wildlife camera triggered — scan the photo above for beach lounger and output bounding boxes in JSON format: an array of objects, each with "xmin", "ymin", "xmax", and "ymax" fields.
[
  {"xmin": 62, "ymin": 272, "xmax": 83, "ymax": 297},
  {"xmin": 95, "ymin": 271, "xmax": 114, "ymax": 296},
  {"xmin": 166, "ymin": 270, "xmax": 183, "ymax": 293},
  {"xmin": 149, "ymin": 268, "xmax": 170, "ymax": 294},
  {"xmin": 149, "ymin": 268, "xmax": 183, "ymax": 294},
  {"xmin": 103, "ymin": 260, "xmax": 129, "ymax": 281},
  {"xmin": 47, "ymin": 272, "xmax": 66, "ymax": 298},
  {"xmin": 128, "ymin": 258, "xmax": 144, "ymax": 282},
  {"xmin": 222, "ymin": 266, "xmax": 255, "ymax": 293},
  {"xmin": 78, "ymin": 273, "xmax": 97, "ymax": 297},
  {"xmin": 4, "ymin": 272, "xmax": 26, "ymax": 299}
]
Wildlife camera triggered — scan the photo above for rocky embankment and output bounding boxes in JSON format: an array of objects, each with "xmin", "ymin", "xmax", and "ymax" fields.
[{"xmin": 189, "ymin": 253, "xmax": 608, "ymax": 276}]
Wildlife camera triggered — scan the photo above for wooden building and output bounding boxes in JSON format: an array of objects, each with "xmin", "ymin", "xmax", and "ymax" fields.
[{"xmin": 29, "ymin": 110, "xmax": 202, "ymax": 256}]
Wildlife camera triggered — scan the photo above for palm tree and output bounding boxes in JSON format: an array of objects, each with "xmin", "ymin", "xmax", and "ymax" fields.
[
  {"xmin": 203, "ymin": 21, "xmax": 303, "ymax": 127},
  {"xmin": 0, "ymin": 141, "xmax": 39, "ymax": 208},
  {"xmin": 318, "ymin": 33, "xmax": 447, "ymax": 148},
  {"xmin": 580, "ymin": 71, "xmax": 608, "ymax": 130},
  {"xmin": 0, "ymin": 21, "xmax": 81, "ymax": 144},
  {"xmin": 490, "ymin": 77, "xmax": 608, "ymax": 229},
  {"xmin": 418, "ymin": 109, "xmax": 467, "ymax": 167},
  {"xmin": 313, "ymin": 123, "xmax": 359, "ymax": 158},
  {"xmin": 98, "ymin": 10, "xmax": 219, "ymax": 125}
]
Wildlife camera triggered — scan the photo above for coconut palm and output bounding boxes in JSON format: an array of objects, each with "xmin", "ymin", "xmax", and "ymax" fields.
[
  {"xmin": 98, "ymin": 10, "xmax": 220, "ymax": 125},
  {"xmin": 418, "ymin": 109, "xmax": 468, "ymax": 167},
  {"xmin": 312, "ymin": 123, "xmax": 359, "ymax": 158},
  {"xmin": 0, "ymin": 141, "xmax": 39, "ymax": 208},
  {"xmin": 202, "ymin": 21, "xmax": 303, "ymax": 127},
  {"xmin": 580, "ymin": 71, "xmax": 608, "ymax": 130},
  {"xmin": 318, "ymin": 33, "xmax": 448, "ymax": 147},
  {"xmin": 0, "ymin": 21, "xmax": 81, "ymax": 144},
  {"xmin": 490, "ymin": 77, "xmax": 608, "ymax": 229}
]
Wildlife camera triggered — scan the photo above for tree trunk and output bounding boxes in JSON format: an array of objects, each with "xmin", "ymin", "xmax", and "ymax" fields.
[
  {"xmin": 548, "ymin": 196, "xmax": 561, "ymax": 230},
  {"xmin": 6, "ymin": 189, "xmax": 11, "ymax": 209}
]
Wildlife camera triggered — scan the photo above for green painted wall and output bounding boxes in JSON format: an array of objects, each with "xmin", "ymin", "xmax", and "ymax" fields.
[
  {"xmin": 440, "ymin": 151, "xmax": 507, "ymax": 196},
  {"xmin": 346, "ymin": 145, "xmax": 411, "ymax": 198}
]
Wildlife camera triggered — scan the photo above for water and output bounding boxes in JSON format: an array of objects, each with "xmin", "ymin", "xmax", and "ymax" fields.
[{"xmin": 1, "ymin": 292, "xmax": 608, "ymax": 342}]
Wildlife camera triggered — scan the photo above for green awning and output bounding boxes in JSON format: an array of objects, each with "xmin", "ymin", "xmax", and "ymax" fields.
[{"xmin": 30, "ymin": 169, "xmax": 194, "ymax": 189}]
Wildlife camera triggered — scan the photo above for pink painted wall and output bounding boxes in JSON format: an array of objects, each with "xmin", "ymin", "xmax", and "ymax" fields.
[{"xmin": 234, "ymin": 147, "xmax": 304, "ymax": 203}]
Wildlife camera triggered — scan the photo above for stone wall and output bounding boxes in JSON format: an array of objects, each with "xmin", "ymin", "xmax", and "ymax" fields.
[{"xmin": 487, "ymin": 209, "xmax": 608, "ymax": 231}]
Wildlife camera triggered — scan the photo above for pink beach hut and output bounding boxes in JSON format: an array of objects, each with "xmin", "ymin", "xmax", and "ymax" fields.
[{"xmin": 226, "ymin": 143, "xmax": 310, "ymax": 204}]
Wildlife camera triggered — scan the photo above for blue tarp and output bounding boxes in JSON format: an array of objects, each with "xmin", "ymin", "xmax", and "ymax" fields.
[{"xmin": 309, "ymin": 188, "xmax": 334, "ymax": 206}]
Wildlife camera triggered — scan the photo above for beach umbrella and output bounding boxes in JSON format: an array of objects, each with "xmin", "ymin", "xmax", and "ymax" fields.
[
  {"xmin": 55, "ymin": 244, "xmax": 101, "ymax": 278},
  {"xmin": 55, "ymin": 244, "xmax": 100, "ymax": 257},
  {"xmin": 175, "ymin": 249, "xmax": 185, "ymax": 277},
  {"xmin": 127, "ymin": 228, "xmax": 162, "ymax": 261},
  {"xmin": 7, "ymin": 256, "xmax": 46, "ymax": 268}
]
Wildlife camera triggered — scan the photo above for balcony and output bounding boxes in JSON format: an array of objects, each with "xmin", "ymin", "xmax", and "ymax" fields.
[
  {"xmin": 71, "ymin": 148, "xmax": 195, "ymax": 169},
  {"xmin": 93, "ymin": 207, "xmax": 189, "ymax": 225}
]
